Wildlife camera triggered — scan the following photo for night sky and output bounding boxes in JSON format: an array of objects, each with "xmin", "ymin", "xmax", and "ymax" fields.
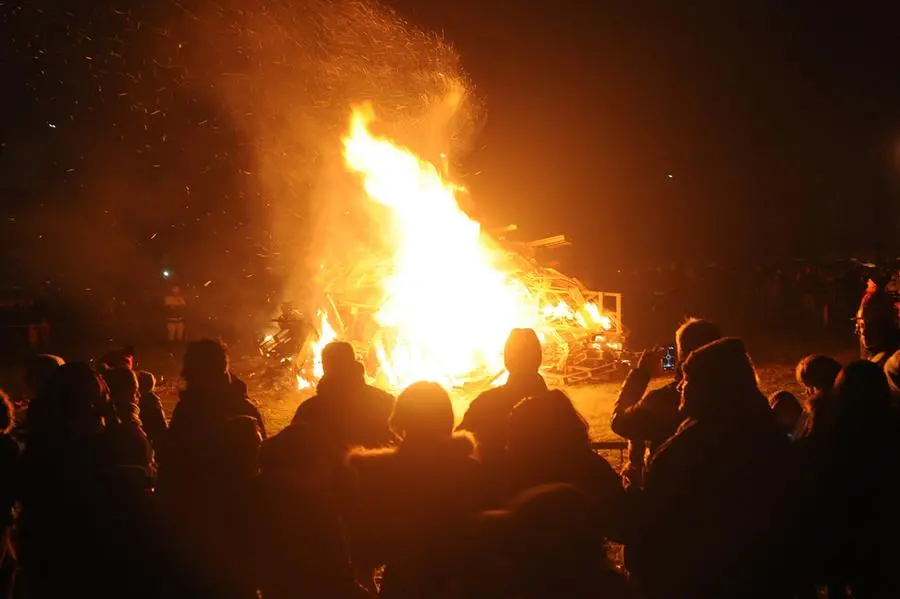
[{"xmin": 2, "ymin": 0, "xmax": 900, "ymax": 301}]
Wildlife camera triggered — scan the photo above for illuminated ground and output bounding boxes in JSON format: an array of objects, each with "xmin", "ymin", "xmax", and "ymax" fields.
[{"xmin": 156, "ymin": 359, "xmax": 808, "ymax": 444}]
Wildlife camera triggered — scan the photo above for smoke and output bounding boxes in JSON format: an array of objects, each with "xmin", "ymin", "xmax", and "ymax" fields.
[
  {"xmin": 165, "ymin": 0, "xmax": 484, "ymax": 312},
  {"xmin": 1, "ymin": 0, "xmax": 483, "ymax": 327}
]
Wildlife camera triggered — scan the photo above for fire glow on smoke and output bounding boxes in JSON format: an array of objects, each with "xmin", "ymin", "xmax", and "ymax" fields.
[{"xmin": 298, "ymin": 105, "xmax": 612, "ymax": 391}]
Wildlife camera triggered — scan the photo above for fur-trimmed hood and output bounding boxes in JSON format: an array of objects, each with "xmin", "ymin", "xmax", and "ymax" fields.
[{"xmin": 347, "ymin": 432, "xmax": 475, "ymax": 467}]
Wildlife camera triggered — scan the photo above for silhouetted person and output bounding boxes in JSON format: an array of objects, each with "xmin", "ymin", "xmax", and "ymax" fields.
[
  {"xmin": 165, "ymin": 286, "xmax": 187, "ymax": 342},
  {"xmin": 292, "ymin": 341, "xmax": 394, "ymax": 449},
  {"xmin": 256, "ymin": 422, "xmax": 368, "ymax": 599},
  {"xmin": 0, "ymin": 392, "xmax": 18, "ymax": 598},
  {"xmin": 23, "ymin": 354, "xmax": 64, "ymax": 401},
  {"xmin": 18, "ymin": 363, "xmax": 158, "ymax": 599},
  {"xmin": 102, "ymin": 367, "xmax": 153, "ymax": 474},
  {"xmin": 170, "ymin": 415, "xmax": 263, "ymax": 599},
  {"xmin": 506, "ymin": 390, "xmax": 626, "ymax": 541},
  {"xmin": 630, "ymin": 338, "xmax": 793, "ymax": 599},
  {"xmin": 802, "ymin": 361, "xmax": 900, "ymax": 598},
  {"xmin": 162, "ymin": 339, "xmax": 265, "ymax": 497},
  {"xmin": 611, "ymin": 318, "xmax": 721, "ymax": 487},
  {"xmin": 346, "ymin": 381, "xmax": 487, "ymax": 598},
  {"xmin": 22, "ymin": 354, "xmax": 64, "ymax": 438},
  {"xmin": 769, "ymin": 391, "xmax": 804, "ymax": 440},
  {"xmin": 485, "ymin": 483, "xmax": 634, "ymax": 599},
  {"xmin": 137, "ymin": 370, "xmax": 168, "ymax": 453},
  {"xmin": 99, "ymin": 345, "xmax": 135, "ymax": 371},
  {"xmin": 856, "ymin": 272, "xmax": 899, "ymax": 362},
  {"xmin": 794, "ymin": 354, "xmax": 842, "ymax": 441},
  {"xmin": 457, "ymin": 328, "xmax": 547, "ymax": 501}
]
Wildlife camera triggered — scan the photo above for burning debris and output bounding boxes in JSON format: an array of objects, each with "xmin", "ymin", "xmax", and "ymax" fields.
[{"xmin": 262, "ymin": 105, "xmax": 626, "ymax": 393}]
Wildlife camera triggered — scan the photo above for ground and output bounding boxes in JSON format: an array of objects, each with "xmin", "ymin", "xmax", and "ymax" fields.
[{"xmin": 154, "ymin": 354, "xmax": 825, "ymax": 445}]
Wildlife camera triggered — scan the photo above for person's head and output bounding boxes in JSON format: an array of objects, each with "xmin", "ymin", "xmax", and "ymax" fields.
[
  {"xmin": 182, "ymin": 338, "xmax": 229, "ymax": 388},
  {"xmin": 795, "ymin": 355, "xmax": 842, "ymax": 397},
  {"xmin": 769, "ymin": 391, "xmax": 803, "ymax": 437},
  {"xmin": 24, "ymin": 354, "xmax": 65, "ymax": 398},
  {"xmin": 487, "ymin": 483, "xmax": 608, "ymax": 593},
  {"xmin": 171, "ymin": 286, "xmax": 181, "ymax": 296},
  {"xmin": 504, "ymin": 328, "xmax": 543, "ymax": 376},
  {"xmin": 36, "ymin": 362, "xmax": 108, "ymax": 434},
  {"xmin": 834, "ymin": 360, "xmax": 892, "ymax": 417},
  {"xmin": 680, "ymin": 337, "xmax": 764, "ymax": 420},
  {"xmin": 102, "ymin": 367, "xmax": 140, "ymax": 423},
  {"xmin": 675, "ymin": 318, "xmax": 721, "ymax": 364},
  {"xmin": 136, "ymin": 370, "xmax": 156, "ymax": 395},
  {"xmin": 99, "ymin": 346, "xmax": 134, "ymax": 371},
  {"xmin": 320, "ymin": 341, "xmax": 360, "ymax": 380},
  {"xmin": 390, "ymin": 381, "xmax": 455, "ymax": 442},
  {"xmin": 507, "ymin": 390, "xmax": 591, "ymax": 464},
  {"xmin": 0, "ymin": 390, "xmax": 15, "ymax": 435}
]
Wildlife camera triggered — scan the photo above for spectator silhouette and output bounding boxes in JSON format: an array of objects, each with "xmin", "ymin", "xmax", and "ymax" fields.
[
  {"xmin": 292, "ymin": 341, "xmax": 395, "ymax": 449},
  {"xmin": 17, "ymin": 363, "xmax": 162, "ymax": 599},
  {"xmin": 161, "ymin": 339, "xmax": 265, "ymax": 497},
  {"xmin": 611, "ymin": 318, "xmax": 720, "ymax": 487},
  {"xmin": 137, "ymin": 370, "xmax": 168, "ymax": 453},
  {"xmin": 484, "ymin": 483, "xmax": 634, "ymax": 599},
  {"xmin": 102, "ymin": 367, "xmax": 153, "ymax": 474},
  {"xmin": 22, "ymin": 354, "xmax": 64, "ymax": 437},
  {"xmin": 0, "ymin": 392, "xmax": 18, "ymax": 598},
  {"xmin": 170, "ymin": 415, "xmax": 263, "ymax": 599},
  {"xmin": 506, "ymin": 390, "xmax": 626, "ymax": 541},
  {"xmin": 99, "ymin": 345, "xmax": 135, "ymax": 371},
  {"xmin": 769, "ymin": 391, "xmax": 804, "ymax": 440},
  {"xmin": 803, "ymin": 361, "xmax": 900, "ymax": 598},
  {"xmin": 346, "ymin": 381, "xmax": 487, "ymax": 598},
  {"xmin": 856, "ymin": 272, "xmax": 899, "ymax": 362},
  {"xmin": 256, "ymin": 422, "xmax": 368, "ymax": 599},
  {"xmin": 794, "ymin": 354, "xmax": 841, "ymax": 441},
  {"xmin": 457, "ymin": 328, "xmax": 547, "ymax": 501},
  {"xmin": 630, "ymin": 338, "xmax": 793, "ymax": 599}
]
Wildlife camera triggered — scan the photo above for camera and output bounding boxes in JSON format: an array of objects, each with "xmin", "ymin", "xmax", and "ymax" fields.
[{"xmin": 661, "ymin": 346, "xmax": 676, "ymax": 371}]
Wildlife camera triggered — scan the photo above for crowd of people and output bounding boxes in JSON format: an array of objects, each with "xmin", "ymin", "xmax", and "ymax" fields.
[{"xmin": 0, "ymin": 307, "xmax": 898, "ymax": 599}]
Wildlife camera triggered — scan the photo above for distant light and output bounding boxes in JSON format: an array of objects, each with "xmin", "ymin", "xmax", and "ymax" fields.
[
  {"xmin": 162, "ymin": 269, "xmax": 171, "ymax": 279},
  {"xmin": 47, "ymin": 122, "xmax": 56, "ymax": 129},
  {"xmin": 666, "ymin": 173, "xmax": 674, "ymax": 179}
]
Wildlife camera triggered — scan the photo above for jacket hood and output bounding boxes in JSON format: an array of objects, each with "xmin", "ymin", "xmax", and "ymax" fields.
[{"xmin": 347, "ymin": 432, "xmax": 475, "ymax": 467}]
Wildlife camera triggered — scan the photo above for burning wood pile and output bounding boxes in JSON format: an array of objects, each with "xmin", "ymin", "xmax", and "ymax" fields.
[{"xmin": 278, "ymin": 105, "xmax": 627, "ymax": 393}]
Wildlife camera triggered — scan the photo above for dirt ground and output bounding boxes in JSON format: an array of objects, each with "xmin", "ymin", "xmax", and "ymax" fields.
[{"xmin": 154, "ymin": 355, "xmax": 827, "ymax": 444}]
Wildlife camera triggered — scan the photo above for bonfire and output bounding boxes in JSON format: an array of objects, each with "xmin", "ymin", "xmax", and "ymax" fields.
[{"xmin": 289, "ymin": 105, "xmax": 625, "ymax": 393}]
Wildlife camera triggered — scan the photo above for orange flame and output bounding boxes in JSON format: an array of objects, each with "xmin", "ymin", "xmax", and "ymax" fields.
[{"xmin": 293, "ymin": 105, "xmax": 619, "ymax": 392}]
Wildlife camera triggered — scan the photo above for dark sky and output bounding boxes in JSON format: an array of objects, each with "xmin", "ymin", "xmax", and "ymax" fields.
[
  {"xmin": 2, "ymin": 0, "xmax": 900, "ymax": 297},
  {"xmin": 388, "ymin": 1, "xmax": 900, "ymax": 266}
]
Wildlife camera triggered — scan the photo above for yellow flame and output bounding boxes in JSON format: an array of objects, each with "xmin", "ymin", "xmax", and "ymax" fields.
[
  {"xmin": 342, "ymin": 107, "xmax": 538, "ymax": 388},
  {"xmin": 296, "ymin": 311, "xmax": 338, "ymax": 390},
  {"xmin": 293, "ymin": 106, "xmax": 621, "ymax": 391}
]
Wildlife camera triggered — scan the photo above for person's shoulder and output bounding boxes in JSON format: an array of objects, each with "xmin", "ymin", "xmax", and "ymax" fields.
[
  {"xmin": 649, "ymin": 418, "xmax": 700, "ymax": 466},
  {"xmin": 640, "ymin": 381, "xmax": 680, "ymax": 408},
  {"xmin": 365, "ymin": 384, "xmax": 395, "ymax": 407}
]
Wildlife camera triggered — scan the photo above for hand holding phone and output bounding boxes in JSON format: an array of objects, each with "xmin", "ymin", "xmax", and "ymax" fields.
[{"xmin": 661, "ymin": 346, "xmax": 676, "ymax": 371}]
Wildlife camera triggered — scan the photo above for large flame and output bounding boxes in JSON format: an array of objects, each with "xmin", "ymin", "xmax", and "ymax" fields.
[
  {"xmin": 341, "ymin": 106, "xmax": 537, "ymax": 388},
  {"xmin": 293, "ymin": 105, "xmax": 618, "ymax": 392}
]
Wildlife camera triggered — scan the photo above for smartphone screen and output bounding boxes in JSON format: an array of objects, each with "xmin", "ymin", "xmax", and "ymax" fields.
[{"xmin": 661, "ymin": 346, "xmax": 676, "ymax": 371}]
